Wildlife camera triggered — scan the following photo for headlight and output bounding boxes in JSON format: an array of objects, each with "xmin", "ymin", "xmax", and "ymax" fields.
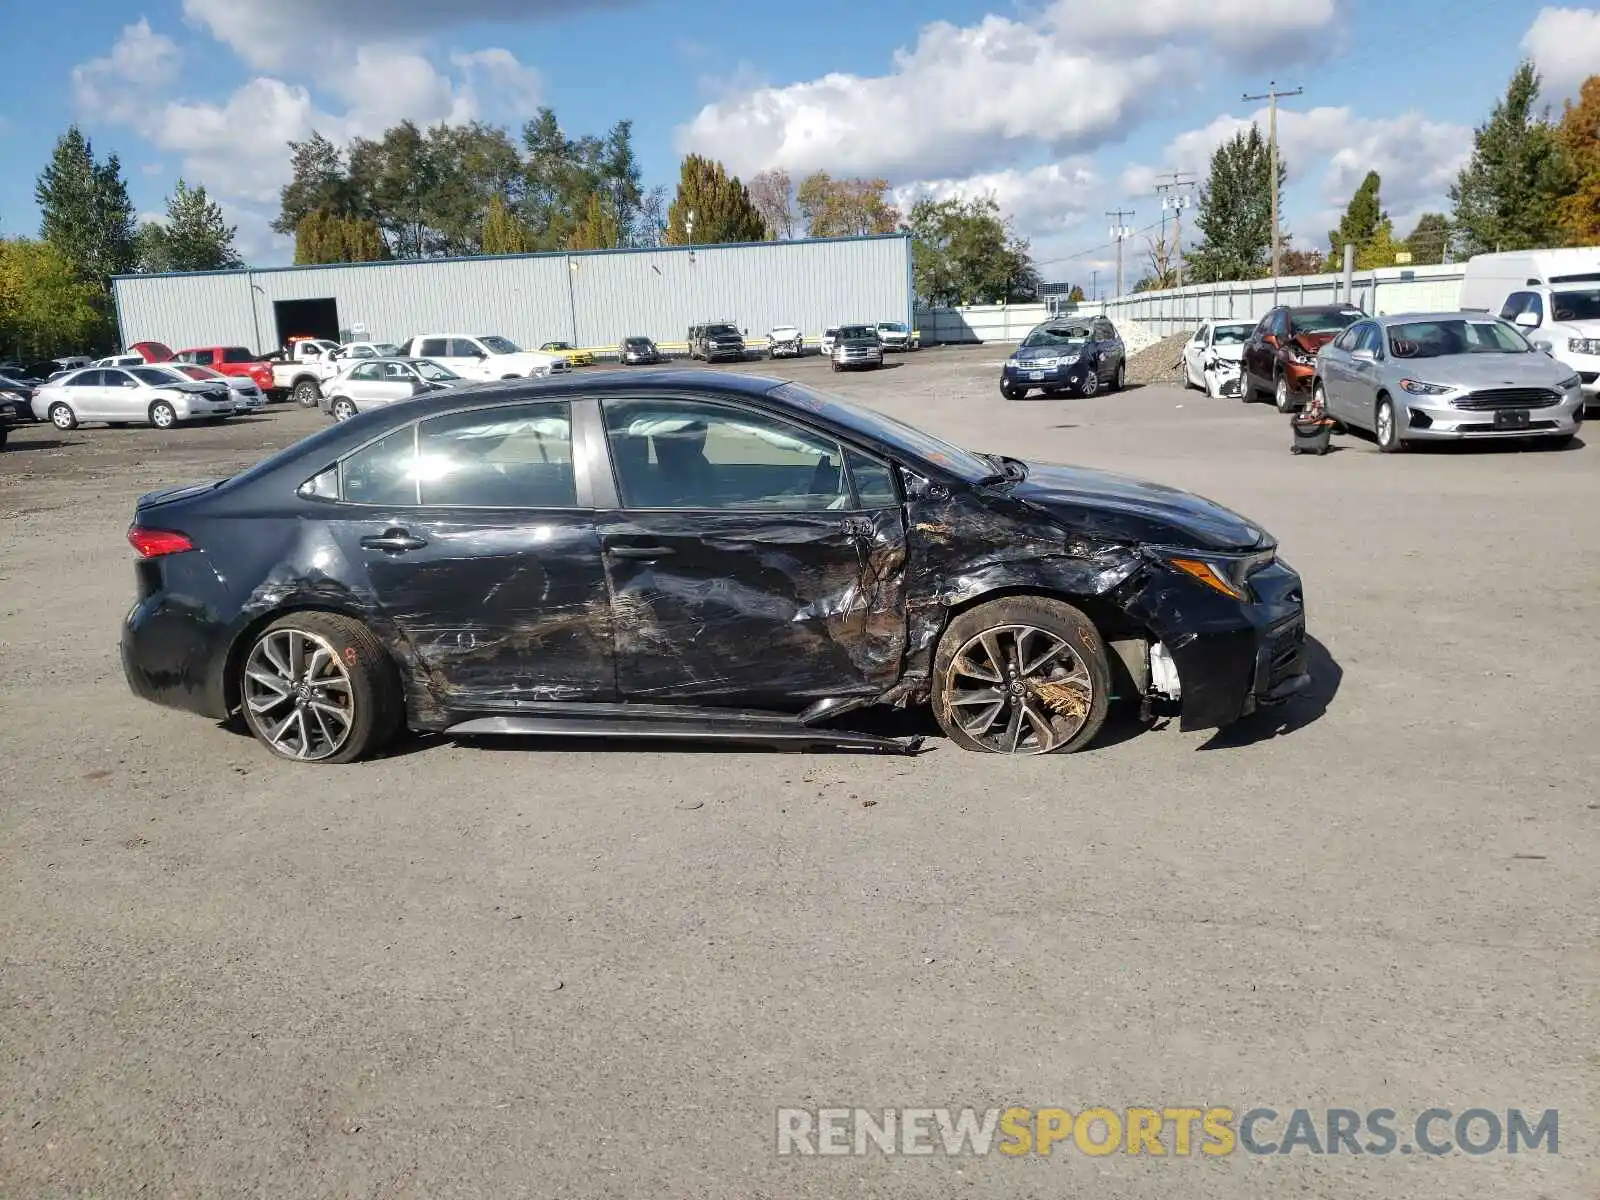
[
  {"xmin": 1289, "ymin": 349, "xmax": 1316, "ymax": 365},
  {"xmin": 1567, "ymin": 338, "xmax": 1600, "ymax": 355},
  {"xmin": 1399, "ymin": 378, "xmax": 1452, "ymax": 396},
  {"xmin": 1153, "ymin": 547, "xmax": 1276, "ymax": 600},
  {"xmin": 1557, "ymin": 373, "xmax": 1582, "ymax": 390},
  {"xmin": 1005, "ymin": 358, "xmax": 1020, "ymax": 368}
]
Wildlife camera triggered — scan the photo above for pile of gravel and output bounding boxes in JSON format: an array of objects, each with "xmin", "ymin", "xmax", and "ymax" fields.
[{"xmin": 1125, "ymin": 332, "xmax": 1192, "ymax": 387}]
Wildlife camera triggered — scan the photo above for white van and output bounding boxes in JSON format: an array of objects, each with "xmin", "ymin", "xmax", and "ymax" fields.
[{"xmin": 1459, "ymin": 248, "xmax": 1600, "ymax": 405}]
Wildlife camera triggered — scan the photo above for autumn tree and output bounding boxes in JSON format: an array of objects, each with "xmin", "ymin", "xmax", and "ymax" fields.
[
  {"xmin": 1451, "ymin": 62, "xmax": 1573, "ymax": 255},
  {"xmin": 1555, "ymin": 75, "xmax": 1600, "ymax": 245},
  {"xmin": 796, "ymin": 172, "xmax": 901, "ymax": 237},
  {"xmin": 0, "ymin": 239, "xmax": 105, "ymax": 358},
  {"xmin": 1187, "ymin": 125, "xmax": 1285, "ymax": 282},
  {"xmin": 664, "ymin": 155, "xmax": 768, "ymax": 245},
  {"xmin": 569, "ymin": 193, "xmax": 622, "ymax": 250},
  {"xmin": 747, "ymin": 168, "xmax": 794, "ymax": 239},
  {"xmin": 482, "ymin": 193, "xmax": 531, "ymax": 254},
  {"xmin": 1067, "ymin": 284, "xmax": 1086, "ymax": 303},
  {"xmin": 293, "ymin": 211, "xmax": 386, "ymax": 264}
]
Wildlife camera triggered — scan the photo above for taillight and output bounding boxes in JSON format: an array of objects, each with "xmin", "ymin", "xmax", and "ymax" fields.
[{"xmin": 128, "ymin": 526, "xmax": 195, "ymax": 558}]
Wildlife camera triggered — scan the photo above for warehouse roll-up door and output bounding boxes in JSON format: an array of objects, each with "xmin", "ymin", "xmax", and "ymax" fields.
[{"xmin": 273, "ymin": 298, "xmax": 339, "ymax": 349}]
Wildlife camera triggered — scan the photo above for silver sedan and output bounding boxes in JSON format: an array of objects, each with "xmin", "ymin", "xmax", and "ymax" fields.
[
  {"xmin": 320, "ymin": 358, "xmax": 467, "ymax": 421},
  {"xmin": 1314, "ymin": 312, "xmax": 1586, "ymax": 452}
]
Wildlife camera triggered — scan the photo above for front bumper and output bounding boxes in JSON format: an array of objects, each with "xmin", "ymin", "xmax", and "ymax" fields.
[
  {"xmin": 1002, "ymin": 361, "xmax": 1089, "ymax": 390},
  {"xmin": 834, "ymin": 351, "xmax": 883, "ymax": 368},
  {"xmin": 1283, "ymin": 361, "xmax": 1317, "ymax": 394},
  {"xmin": 1128, "ymin": 558, "xmax": 1309, "ymax": 731},
  {"xmin": 705, "ymin": 345, "xmax": 746, "ymax": 360},
  {"xmin": 1397, "ymin": 391, "xmax": 1584, "ymax": 440},
  {"xmin": 769, "ymin": 341, "xmax": 804, "ymax": 357},
  {"xmin": 176, "ymin": 399, "xmax": 236, "ymax": 419}
]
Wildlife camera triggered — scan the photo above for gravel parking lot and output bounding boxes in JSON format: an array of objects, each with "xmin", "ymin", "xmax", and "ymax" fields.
[{"xmin": 2, "ymin": 344, "xmax": 1596, "ymax": 1199}]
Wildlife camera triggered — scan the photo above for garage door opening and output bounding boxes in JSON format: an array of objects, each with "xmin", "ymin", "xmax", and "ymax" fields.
[{"xmin": 272, "ymin": 298, "xmax": 340, "ymax": 351}]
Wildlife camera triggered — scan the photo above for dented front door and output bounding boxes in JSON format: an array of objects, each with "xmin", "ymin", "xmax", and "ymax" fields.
[{"xmin": 596, "ymin": 395, "xmax": 908, "ymax": 708}]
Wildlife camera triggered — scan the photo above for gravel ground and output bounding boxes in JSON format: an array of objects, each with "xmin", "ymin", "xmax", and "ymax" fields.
[{"xmin": 1, "ymin": 344, "xmax": 1596, "ymax": 1199}]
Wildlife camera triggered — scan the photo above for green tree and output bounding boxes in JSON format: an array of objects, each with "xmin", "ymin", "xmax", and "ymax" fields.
[
  {"xmin": 1450, "ymin": 62, "xmax": 1574, "ymax": 256},
  {"xmin": 0, "ymin": 239, "xmax": 105, "ymax": 358},
  {"xmin": 273, "ymin": 132, "xmax": 354, "ymax": 236},
  {"xmin": 1328, "ymin": 170, "xmax": 1384, "ymax": 259},
  {"xmin": 293, "ymin": 210, "xmax": 385, "ymax": 264},
  {"xmin": 1555, "ymin": 75, "xmax": 1600, "ymax": 246},
  {"xmin": 905, "ymin": 196, "xmax": 1037, "ymax": 305},
  {"xmin": 796, "ymin": 172, "xmax": 901, "ymax": 237},
  {"xmin": 1067, "ymin": 284, "xmax": 1086, "ymax": 303},
  {"xmin": 1187, "ymin": 125, "xmax": 1285, "ymax": 282},
  {"xmin": 664, "ymin": 155, "xmax": 768, "ymax": 245},
  {"xmin": 519, "ymin": 109, "xmax": 641, "ymax": 250},
  {"xmin": 569, "ymin": 192, "xmax": 621, "ymax": 250},
  {"xmin": 34, "ymin": 126, "xmax": 137, "ymax": 292},
  {"xmin": 137, "ymin": 179, "xmax": 241, "ymax": 272},
  {"xmin": 482, "ymin": 193, "xmax": 531, "ymax": 254},
  {"xmin": 1403, "ymin": 212, "xmax": 1453, "ymax": 265}
]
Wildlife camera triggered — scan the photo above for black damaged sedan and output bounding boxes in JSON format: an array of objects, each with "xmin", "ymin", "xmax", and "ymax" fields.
[{"xmin": 121, "ymin": 372, "xmax": 1309, "ymax": 763}]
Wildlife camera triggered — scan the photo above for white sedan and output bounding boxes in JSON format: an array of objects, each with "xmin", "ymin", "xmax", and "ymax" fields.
[
  {"xmin": 1182, "ymin": 320, "xmax": 1254, "ymax": 398},
  {"xmin": 31, "ymin": 365, "xmax": 235, "ymax": 430}
]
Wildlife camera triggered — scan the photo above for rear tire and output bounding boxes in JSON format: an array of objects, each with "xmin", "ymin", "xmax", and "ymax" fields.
[
  {"xmin": 238, "ymin": 612, "xmax": 402, "ymax": 765},
  {"xmin": 1110, "ymin": 362, "xmax": 1125, "ymax": 392},
  {"xmin": 292, "ymin": 379, "xmax": 321, "ymax": 407},
  {"xmin": 48, "ymin": 402, "xmax": 78, "ymax": 431},
  {"xmin": 148, "ymin": 401, "xmax": 177, "ymax": 429},
  {"xmin": 932, "ymin": 595, "xmax": 1111, "ymax": 755}
]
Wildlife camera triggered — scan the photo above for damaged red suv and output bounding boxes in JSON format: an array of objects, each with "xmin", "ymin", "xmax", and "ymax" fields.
[{"xmin": 1240, "ymin": 305, "xmax": 1365, "ymax": 412}]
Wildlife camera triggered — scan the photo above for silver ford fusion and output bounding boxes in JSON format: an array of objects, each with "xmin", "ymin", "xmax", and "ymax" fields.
[{"xmin": 1313, "ymin": 312, "xmax": 1585, "ymax": 451}]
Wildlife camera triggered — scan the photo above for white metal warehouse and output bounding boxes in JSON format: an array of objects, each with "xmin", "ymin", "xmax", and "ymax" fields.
[{"xmin": 110, "ymin": 234, "xmax": 914, "ymax": 356}]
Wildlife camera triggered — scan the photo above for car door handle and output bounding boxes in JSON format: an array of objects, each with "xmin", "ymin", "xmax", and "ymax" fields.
[
  {"xmin": 608, "ymin": 544, "xmax": 675, "ymax": 559},
  {"xmin": 360, "ymin": 528, "xmax": 428, "ymax": 553}
]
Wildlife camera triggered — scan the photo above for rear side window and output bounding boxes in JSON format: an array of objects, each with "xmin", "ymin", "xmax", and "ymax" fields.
[
  {"xmin": 220, "ymin": 347, "xmax": 255, "ymax": 363},
  {"xmin": 415, "ymin": 403, "xmax": 575, "ymax": 507},
  {"xmin": 418, "ymin": 338, "xmax": 449, "ymax": 358}
]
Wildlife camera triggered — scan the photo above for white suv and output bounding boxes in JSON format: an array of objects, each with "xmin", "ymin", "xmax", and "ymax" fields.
[{"xmin": 400, "ymin": 334, "xmax": 568, "ymax": 381}]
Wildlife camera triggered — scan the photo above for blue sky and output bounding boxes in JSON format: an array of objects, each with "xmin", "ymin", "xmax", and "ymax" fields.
[{"xmin": 1, "ymin": 0, "xmax": 1594, "ymax": 286}]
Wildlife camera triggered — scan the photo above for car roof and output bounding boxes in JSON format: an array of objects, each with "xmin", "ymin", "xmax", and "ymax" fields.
[{"xmin": 1373, "ymin": 311, "xmax": 1511, "ymax": 325}]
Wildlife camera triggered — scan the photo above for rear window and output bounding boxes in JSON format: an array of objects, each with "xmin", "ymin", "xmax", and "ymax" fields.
[
  {"xmin": 1290, "ymin": 309, "xmax": 1363, "ymax": 334},
  {"xmin": 221, "ymin": 347, "xmax": 257, "ymax": 363}
]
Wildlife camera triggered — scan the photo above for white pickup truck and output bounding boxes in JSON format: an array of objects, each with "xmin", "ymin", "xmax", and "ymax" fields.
[
  {"xmin": 267, "ymin": 339, "xmax": 342, "ymax": 406},
  {"xmin": 398, "ymin": 334, "xmax": 568, "ymax": 382}
]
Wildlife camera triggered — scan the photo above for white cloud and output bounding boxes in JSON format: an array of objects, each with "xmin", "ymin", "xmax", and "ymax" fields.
[
  {"xmin": 677, "ymin": 0, "xmax": 1337, "ymax": 184},
  {"xmin": 180, "ymin": 0, "xmax": 638, "ymax": 70},
  {"xmin": 71, "ymin": 19, "xmax": 182, "ymax": 126},
  {"xmin": 893, "ymin": 159, "xmax": 1100, "ymax": 234},
  {"xmin": 1121, "ymin": 105, "xmax": 1471, "ymax": 245},
  {"xmin": 450, "ymin": 47, "xmax": 544, "ymax": 117},
  {"xmin": 1522, "ymin": 6, "xmax": 1600, "ymax": 99}
]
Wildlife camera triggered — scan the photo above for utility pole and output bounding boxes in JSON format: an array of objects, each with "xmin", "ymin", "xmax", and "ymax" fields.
[
  {"xmin": 1090, "ymin": 269, "xmax": 1099, "ymax": 303},
  {"xmin": 1242, "ymin": 82, "xmax": 1302, "ymax": 287},
  {"xmin": 1106, "ymin": 208, "xmax": 1134, "ymax": 297},
  {"xmin": 1154, "ymin": 172, "xmax": 1196, "ymax": 287}
]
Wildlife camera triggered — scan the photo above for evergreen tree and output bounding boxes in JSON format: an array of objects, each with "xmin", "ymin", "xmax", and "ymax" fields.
[
  {"xmin": 34, "ymin": 126, "xmax": 137, "ymax": 290},
  {"xmin": 1186, "ymin": 125, "xmax": 1285, "ymax": 282},
  {"xmin": 569, "ymin": 193, "xmax": 621, "ymax": 250},
  {"xmin": 138, "ymin": 179, "xmax": 241, "ymax": 272},
  {"xmin": 481, "ymin": 193, "xmax": 531, "ymax": 254},
  {"xmin": 1403, "ymin": 212, "xmax": 1453, "ymax": 265},
  {"xmin": 1450, "ymin": 62, "xmax": 1573, "ymax": 255},
  {"xmin": 664, "ymin": 155, "xmax": 768, "ymax": 245},
  {"xmin": 274, "ymin": 133, "xmax": 352, "ymax": 236}
]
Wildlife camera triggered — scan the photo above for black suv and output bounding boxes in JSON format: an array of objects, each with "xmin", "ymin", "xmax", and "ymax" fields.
[{"xmin": 688, "ymin": 323, "xmax": 747, "ymax": 362}]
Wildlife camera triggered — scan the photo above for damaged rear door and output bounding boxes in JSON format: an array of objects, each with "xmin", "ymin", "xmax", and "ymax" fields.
[{"xmin": 593, "ymin": 395, "xmax": 908, "ymax": 707}]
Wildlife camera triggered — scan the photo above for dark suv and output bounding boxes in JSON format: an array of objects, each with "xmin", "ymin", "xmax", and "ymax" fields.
[
  {"xmin": 1000, "ymin": 317, "xmax": 1126, "ymax": 399},
  {"xmin": 1240, "ymin": 305, "xmax": 1365, "ymax": 412},
  {"xmin": 688, "ymin": 323, "xmax": 747, "ymax": 362}
]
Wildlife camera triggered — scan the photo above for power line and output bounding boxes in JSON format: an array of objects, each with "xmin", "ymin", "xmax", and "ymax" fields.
[
  {"xmin": 1154, "ymin": 171, "xmax": 1196, "ymax": 287},
  {"xmin": 1105, "ymin": 207, "xmax": 1135, "ymax": 298}
]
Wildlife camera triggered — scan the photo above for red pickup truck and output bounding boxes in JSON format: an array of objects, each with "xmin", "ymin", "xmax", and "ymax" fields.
[{"xmin": 171, "ymin": 346, "xmax": 275, "ymax": 394}]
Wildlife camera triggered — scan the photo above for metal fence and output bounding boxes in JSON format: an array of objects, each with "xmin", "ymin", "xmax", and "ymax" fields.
[{"xmin": 914, "ymin": 264, "xmax": 1468, "ymax": 345}]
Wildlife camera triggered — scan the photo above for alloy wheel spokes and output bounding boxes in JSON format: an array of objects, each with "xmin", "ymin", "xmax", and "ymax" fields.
[
  {"xmin": 243, "ymin": 628, "xmax": 356, "ymax": 760},
  {"xmin": 946, "ymin": 624, "xmax": 1093, "ymax": 755}
]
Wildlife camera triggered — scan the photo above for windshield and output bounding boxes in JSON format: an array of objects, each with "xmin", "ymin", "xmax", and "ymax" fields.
[
  {"xmin": 1388, "ymin": 319, "xmax": 1531, "ymax": 357},
  {"xmin": 178, "ymin": 365, "xmax": 222, "ymax": 380},
  {"xmin": 839, "ymin": 325, "xmax": 877, "ymax": 339},
  {"xmin": 1212, "ymin": 324, "xmax": 1251, "ymax": 345},
  {"xmin": 624, "ymin": 338, "xmax": 652, "ymax": 347},
  {"xmin": 414, "ymin": 360, "xmax": 461, "ymax": 381},
  {"xmin": 130, "ymin": 367, "xmax": 184, "ymax": 385},
  {"xmin": 372, "ymin": 343, "xmax": 401, "ymax": 357},
  {"xmin": 1551, "ymin": 290, "xmax": 1600, "ymax": 322},
  {"xmin": 1022, "ymin": 326, "xmax": 1090, "ymax": 347},
  {"xmin": 706, "ymin": 325, "xmax": 740, "ymax": 337},
  {"xmin": 478, "ymin": 336, "xmax": 521, "ymax": 355},
  {"xmin": 771, "ymin": 382, "xmax": 995, "ymax": 483},
  {"xmin": 1290, "ymin": 309, "xmax": 1363, "ymax": 334},
  {"xmin": 878, "ymin": 322, "xmax": 907, "ymax": 333}
]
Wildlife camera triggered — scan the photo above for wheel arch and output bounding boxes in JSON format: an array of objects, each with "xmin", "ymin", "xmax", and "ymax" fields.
[{"xmin": 221, "ymin": 601, "xmax": 398, "ymax": 715}]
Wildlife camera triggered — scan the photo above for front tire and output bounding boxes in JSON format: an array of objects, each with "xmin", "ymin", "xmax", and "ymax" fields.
[
  {"xmin": 1274, "ymin": 373, "xmax": 1294, "ymax": 413},
  {"xmin": 1375, "ymin": 396, "xmax": 1404, "ymax": 453},
  {"xmin": 148, "ymin": 401, "xmax": 177, "ymax": 429},
  {"xmin": 1000, "ymin": 382, "xmax": 1026, "ymax": 400},
  {"xmin": 292, "ymin": 379, "xmax": 321, "ymax": 408},
  {"xmin": 1079, "ymin": 370, "xmax": 1099, "ymax": 398},
  {"xmin": 931, "ymin": 596, "xmax": 1111, "ymax": 755},
  {"xmin": 330, "ymin": 397, "xmax": 357, "ymax": 422},
  {"xmin": 238, "ymin": 612, "xmax": 402, "ymax": 764},
  {"xmin": 48, "ymin": 402, "xmax": 78, "ymax": 431}
]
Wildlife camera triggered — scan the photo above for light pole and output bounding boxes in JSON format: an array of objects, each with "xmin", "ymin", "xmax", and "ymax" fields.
[{"xmin": 248, "ymin": 279, "xmax": 266, "ymax": 355}]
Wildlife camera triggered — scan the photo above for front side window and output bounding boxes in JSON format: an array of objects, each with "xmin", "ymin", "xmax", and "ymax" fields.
[
  {"xmin": 1191, "ymin": 326, "xmax": 1208, "ymax": 345},
  {"xmin": 603, "ymin": 398, "xmax": 848, "ymax": 511},
  {"xmin": 414, "ymin": 360, "xmax": 459, "ymax": 382},
  {"xmin": 1356, "ymin": 323, "xmax": 1384, "ymax": 356},
  {"xmin": 192, "ymin": 349, "xmax": 215, "ymax": 366},
  {"xmin": 348, "ymin": 362, "xmax": 384, "ymax": 382},
  {"xmin": 340, "ymin": 426, "xmax": 419, "ymax": 506},
  {"xmin": 476, "ymin": 336, "xmax": 520, "ymax": 355}
]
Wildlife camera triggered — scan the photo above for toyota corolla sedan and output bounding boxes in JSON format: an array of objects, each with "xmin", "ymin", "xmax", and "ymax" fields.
[
  {"xmin": 120, "ymin": 372, "xmax": 1309, "ymax": 763},
  {"xmin": 1313, "ymin": 312, "xmax": 1585, "ymax": 451}
]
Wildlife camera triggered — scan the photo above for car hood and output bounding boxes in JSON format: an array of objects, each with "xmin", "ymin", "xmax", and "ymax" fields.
[
  {"xmin": 1206, "ymin": 344, "xmax": 1245, "ymax": 362},
  {"xmin": 1012, "ymin": 462, "xmax": 1270, "ymax": 551},
  {"xmin": 1543, "ymin": 319, "xmax": 1600, "ymax": 340},
  {"xmin": 1400, "ymin": 353, "xmax": 1578, "ymax": 389},
  {"xmin": 770, "ymin": 329, "xmax": 802, "ymax": 339},
  {"xmin": 1014, "ymin": 343, "xmax": 1087, "ymax": 361}
]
